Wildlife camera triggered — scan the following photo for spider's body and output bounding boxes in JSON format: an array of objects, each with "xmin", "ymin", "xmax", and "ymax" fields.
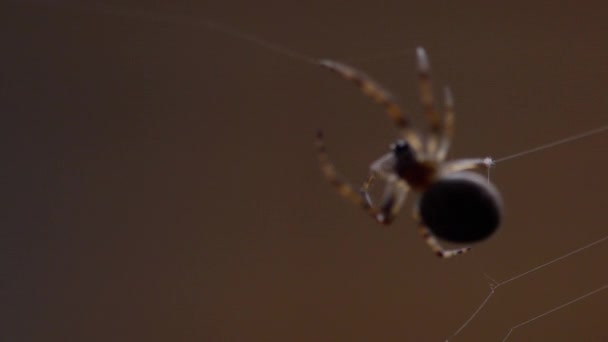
[
  {"xmin": 316, "ymin": 48, "xmax": 502, "ymax": 258},
  {"xmin": 419, "ymin": 171, "xmax": 501, "ymax": 243}
]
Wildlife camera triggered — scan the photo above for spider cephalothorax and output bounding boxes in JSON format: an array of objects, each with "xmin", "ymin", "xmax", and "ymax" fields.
[
  {"xmin": 392, "ymin": 140, "xmax": 438, "ymax": 191},
  {"xmin": 316, "ymin": 47, "xmax": 502, "ymax": 258}
]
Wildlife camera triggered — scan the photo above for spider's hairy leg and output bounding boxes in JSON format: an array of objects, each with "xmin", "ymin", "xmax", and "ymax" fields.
[
  {"xmin": 319, "ymin": 59, "xmax": 423, "ymax": 153},
  {"xmin": 315, "ymin": 131, "xmax": 386, "ymax": 223},
  {"xmin": 416, "ymin": 47, "xmax": 441, "ymax": 156},
  {"xmin": 436, "ymin": 87, "xmax": 455, "ymax": 161},
  {"xmin": 441, "ymin": 157, "xmax": 493, "ymax": 174},
  {"xmin": 417, "ymin": 224, "xmax": 472, "ymax": 258}
]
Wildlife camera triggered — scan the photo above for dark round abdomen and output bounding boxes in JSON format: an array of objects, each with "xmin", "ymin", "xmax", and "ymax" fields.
[{"xmin": 418, "ymin": 171, "xmax": 503, "ymax": 243}]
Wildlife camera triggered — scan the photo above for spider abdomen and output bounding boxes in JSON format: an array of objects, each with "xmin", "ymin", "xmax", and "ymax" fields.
[{"xmin": 418, "ymin": 171, "xmax": 503, "ymax": 243}]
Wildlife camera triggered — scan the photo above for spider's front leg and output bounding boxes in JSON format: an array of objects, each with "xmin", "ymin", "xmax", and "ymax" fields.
[
  {"xmin": 316, "ymin": 131, "xmax": 383, "ymax": 222},
  {"xmin": 377, "ymin": 178, "xmax": 408, "ymax": 224},
  {"xmin": 360, "ymin": 153, "xmax": 410, "ymax": 224},
  {"xmin": 319, "ymin": 59, "xmax": 423, "ymax": 152},
  {"xmin": 361, "ymin": 175, "xmax": 409, "ymax": 225},
  {"xmin": 316, "ymin": 132, "xmax": 407, "ymax": 225},
  {"xmin": 359, "ymin": 173, "xmax": 375, "ymax": 208}
]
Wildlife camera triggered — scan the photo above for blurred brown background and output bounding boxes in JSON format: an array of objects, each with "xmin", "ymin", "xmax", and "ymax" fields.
[{"xmin": 3, "ymin": 1, "xmax": 608, "ymax": 341}]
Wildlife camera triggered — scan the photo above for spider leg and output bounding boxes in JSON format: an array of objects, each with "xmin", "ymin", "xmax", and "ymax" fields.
[
  {"xmin": 316, "ymin": 131, "xmax": 384, "ymax": 223},
  {"xmin": 435, "ymin": 87, "xmax": 455, "ymax": 161},
  {"xmin": 416, "ymin": 47, "xmax": 441, "ymax": 156},
  {"xmin": 377, "ymin": 177, "xmax": 409, "ymax": 224},
  {"xmin": 319, "ymin": 59, "xmax": 423, "ymax": 153},
  {"xmin": 412, "ymin": 209, "xmax": 471, "ymax": 258},
  {"xmin": 359, "ymin": 154, "xmax": 410, "ymax": 224},
  {"xmin": 441, "ymin": 157, "xmax": 493, "ymax": 174},
  {"xmin": 417, "ymin": 223, "xmax": 472, "ymax": 258},
  {"xmin": 359, "ymin": 173, "xmax": 375, "ymax": 207},
  {"xmin": 369, "ymin": 152, "xmax": 395, "ymax": 175}
]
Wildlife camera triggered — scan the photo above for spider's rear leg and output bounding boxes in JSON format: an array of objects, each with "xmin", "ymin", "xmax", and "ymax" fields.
[
  {"xmin": 417, "ymin": 223, "xmax": 472, "ymax": 258},
  {"xmin": 414, "ymin": 209, "xmax": 471, "ymax": 258}
]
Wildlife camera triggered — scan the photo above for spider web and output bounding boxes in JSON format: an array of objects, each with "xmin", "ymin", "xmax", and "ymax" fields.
[{"xmin": 6, "ymin": 2, "xmax": 608, "ymax": 341}]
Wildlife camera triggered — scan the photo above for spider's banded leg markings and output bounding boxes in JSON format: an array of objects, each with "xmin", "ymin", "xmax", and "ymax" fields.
[
  {"xmin": 441, "ymin": 158, "xmax": 493, "ymax": 174},
  {"xmin": 416, "ymin": 47, "xmax": 441, "ymax": 157},
  {"xmin": 436, "ymin": 87, "xmax": 455, "ymax": 161},
  {"xmin": 315, "ymin": 131, "xmax": 386, "ymax": 223},
  {"xmin": 417, "ymin": 224, "xmax": 472, "ymax": 258},
  {"xmin": 319, "ymin": 60, "xmax": 423, "ymax": 153}
]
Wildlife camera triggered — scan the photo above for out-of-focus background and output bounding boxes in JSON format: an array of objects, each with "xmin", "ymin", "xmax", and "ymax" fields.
[{"xmin": 3, "ymin": 1, "xmax": 607, "ymax": 341}]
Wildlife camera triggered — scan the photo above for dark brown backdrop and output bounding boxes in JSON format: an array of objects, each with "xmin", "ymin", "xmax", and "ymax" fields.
[{"xmin": 3, "ymin": 1, "xmax": 607, "ymax": 341}]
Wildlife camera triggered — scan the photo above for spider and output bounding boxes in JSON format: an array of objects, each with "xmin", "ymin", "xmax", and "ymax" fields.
[{"xmin": 315, "ymin": 47, "xmax": 503, "ymax": 258}]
